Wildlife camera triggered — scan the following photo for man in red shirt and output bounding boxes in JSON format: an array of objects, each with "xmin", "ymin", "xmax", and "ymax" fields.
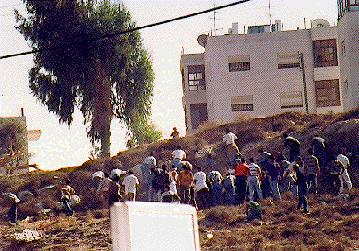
[{"xmin": 235, "ymin": 158, "xmax": 249, "ymax": 205}]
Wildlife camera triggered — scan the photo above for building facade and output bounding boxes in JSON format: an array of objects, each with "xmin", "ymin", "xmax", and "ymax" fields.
[{"xmin": 181, "ymin": 5, "xmax": 358, "ymax": 134}]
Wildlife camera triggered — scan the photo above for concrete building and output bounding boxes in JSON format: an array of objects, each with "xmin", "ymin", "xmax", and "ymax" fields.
[
  {"xmin": 0, "ymin": 110, "xmax": 41, "ymax": 175},
  {"xmin": 181, "ymin": 4, "xmax": 359, "ymax": 134},
  {"xmin": 337, "ymin": 0, "xmax": 359, "ymax": 111}
]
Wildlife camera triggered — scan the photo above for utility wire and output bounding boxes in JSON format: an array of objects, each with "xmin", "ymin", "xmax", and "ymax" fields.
[{"xmin": 0, "ymin": 0, "xmax": 252, "ymax": 60}]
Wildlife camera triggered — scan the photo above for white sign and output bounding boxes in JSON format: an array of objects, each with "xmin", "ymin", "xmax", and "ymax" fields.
[{"xmin": 110, "ymin": 202, "xmax": 200, "ymax": 251}]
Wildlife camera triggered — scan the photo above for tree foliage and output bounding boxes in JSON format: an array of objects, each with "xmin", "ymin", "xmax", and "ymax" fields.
[
  {"xmin": 15, "ymin": 0, "xmax": 155, "ymax": 157},
  {"xmin": 127, "ymin": 114, "xmax": 162, "ymax": 148}
]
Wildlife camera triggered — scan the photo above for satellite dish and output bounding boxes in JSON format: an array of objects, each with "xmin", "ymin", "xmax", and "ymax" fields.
[{"xmin": 197, "ymin": 34, "xmax": 208, "ymax": 48}]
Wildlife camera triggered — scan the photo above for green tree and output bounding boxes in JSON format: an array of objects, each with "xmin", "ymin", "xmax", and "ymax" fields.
[
  {"xmin": 15, "ymin": 0, "xmax": 154, "ymax": 158},
  {"xmin": 127, "ymin": 114, "xmax": 162, "ymax": 148}
]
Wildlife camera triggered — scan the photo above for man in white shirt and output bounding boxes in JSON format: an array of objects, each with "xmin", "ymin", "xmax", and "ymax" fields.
[
  {"xmin": 223, "ymin": 128, "xmax": 238, "ymax": 146},
  {"xmin": 122, "ymin": 171, "xmax": 139, "ymax": 201},
  {"xmin": 194, "ymin": 167, "xmax": 208, "ymax": 210},
  {"xmin": 223, "ymin": 128, "xmax": 240, "ymax": 167},
  {"xmin": 172, "ymin": 146, "xmax": 186, "ymax": 171},
  {"xmin": 337, "ymin": 149, "xmax": 352, "ymax": 190},
  {"xmin": 248, "ymin": 158, "xmax": 263, "ymax": 201}
]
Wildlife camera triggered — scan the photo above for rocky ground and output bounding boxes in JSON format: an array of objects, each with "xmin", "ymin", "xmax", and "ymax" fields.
[{"xmin": 1, "ymin": 189, "xmax": 358, "ymax": 251}]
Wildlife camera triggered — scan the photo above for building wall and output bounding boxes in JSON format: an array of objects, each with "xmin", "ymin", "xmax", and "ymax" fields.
[
  {"xmin": 338, "ymin": 11, "xmax": 359, "ymax": 111},
  {"xmin": 204, "ymin": 28, "xmax": 341, "ymax": 125},
  {"xmin": 180, "ymin": 54, "xmax": 206, "ymax": 134},
  {"xmin": 181, "ymin": 26, "xmax": 345, "ymax": 134}
]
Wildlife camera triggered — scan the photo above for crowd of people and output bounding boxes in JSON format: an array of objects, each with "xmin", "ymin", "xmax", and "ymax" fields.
[
  {"xmin": 94, "ymin": 128, "xmax": 354, "ymax": 217},
  {"xmin": 3, "ymin": 128, "xmax": 355, "ymax": 224}
]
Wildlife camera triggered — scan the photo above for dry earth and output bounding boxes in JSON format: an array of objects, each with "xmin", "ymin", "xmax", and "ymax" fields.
[{"xmin": 1, "ymin": 189, "xmax": 358, "ymax": 250}]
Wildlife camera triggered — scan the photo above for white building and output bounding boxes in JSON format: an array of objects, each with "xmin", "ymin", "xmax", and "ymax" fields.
[{"xmin": 180, "ymin": 3, "xmax": 359, "ymax": 134}]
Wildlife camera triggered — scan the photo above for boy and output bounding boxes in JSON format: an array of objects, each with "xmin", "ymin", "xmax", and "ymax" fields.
[{"xmin": 122, "ymin": 171, "xmax": 139, "ymax": 201}]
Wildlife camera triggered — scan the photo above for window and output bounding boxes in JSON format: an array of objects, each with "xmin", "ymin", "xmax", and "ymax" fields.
[
  {"xmin": 341, "ymin": 40, "xmax": 346, "ymax": 56},
  {"xmin": 313, "ymin": 40, "xmax": 338, "ymax": 67},
  {"xmin": 228, "ymin": 55, "xmax": 250, "ymax": 72},
  {"xmin": 231, "ymin": 96, "xmax": 254, "ymax": 111},
  {"xmin": 190, "ymin": 103, "xmax": 208, "ymax": 129},
  {"xmin": 315, "ymin": 80, "xmax": 341, "ymax": 107},
  {"xmin": 188, "ymin": 65, "xmax": 205, "ymax": 91},
  {"xmin": 280, "ymin": 92, "xmax": 303, "ymax": 109},
  {"xmin": 277, "ymin": 52, "xmax": 300, "ymax": 69}
]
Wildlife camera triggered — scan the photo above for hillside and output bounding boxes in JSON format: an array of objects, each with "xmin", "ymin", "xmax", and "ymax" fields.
[{"xmin": 0, "ymin": 109, "xmax": 358, "ymax": 250}]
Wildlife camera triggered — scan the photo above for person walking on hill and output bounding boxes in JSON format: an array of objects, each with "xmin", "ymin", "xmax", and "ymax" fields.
[
  {"xmin": 248, "ymin": 158, "xmax": 263, "ymax": 201},
  {"xmin": 328, "ymin": 160, "xmax": 344, "ymax": 195},
  {"xmin": 278, "ymin": 154, "xmax": 291, "ymax": 192},
  {"xmin": 177, "ymin": 165, "xmax": 194, "ymax": 204},
  {"xmin": 337, "ymin": 148, "xmax": 353, "ymax": 191},
  {"xmin": 304, "ymin": 149, "xmax": 320, "ymax": 195},
  {"xmin": 284, "ymin": 156, "xmax": 305, "ymax": 196},
  {"xmin": 293, "ymin": 164, "xmax": 309, "ymax": 214},
  {"xmin": 194, "ymin": 166, "xmax": 209, "ymax": 210},
  {"xmin": 122, "ymin": 171, "xmax": 139, "ymax": 201},
  {"xmin": 223, "ymin": 170, "xmax": 236, "ymax": 205},
  {"xmin": 283, "ymin": 133, "xmax": 301, "ymax": 162},
  {"xmin": 266, "ymin": 155, "xmax": 281, "ymax": 202},
  {"xmin": 312, "ymin": 135, "xmax": 328, "ymax": 167},
  {"xmin": 172, "ymin": 146, "xmax": 186, "ymax": 172},
  {"xmin": 223, "ymin": 128, "xmax": 240, "ymax": 167},
  {"xmin": 235, "ymin": 158, "xmax": 249, "ymax": 205}
]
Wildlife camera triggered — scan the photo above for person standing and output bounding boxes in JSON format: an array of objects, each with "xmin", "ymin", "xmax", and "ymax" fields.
[
  {"xmin": 122, "ymin": 171, "xmax": 139, "ymax": 201},
  {"xmin": 4, "ymin": 193, "xmax": 20, "ymax": 224},
  {"xmin": 152, "ymin": 165, "xmax": 171, "ymax": 202},
  {"xmin": 337, "ymin": 148, "xmax": 353, "ymax": 191},
  {"xmin": 235, "ymin": 158, "xmax": 249, "ymax": 205},
  {"xmin": 211, "ymin": 176, "xmax": 223, "ymax": 207},
  {"xmin": 223, "ymin": 128, "xmax": 240, "ymax": 167},
  {"xmin": 248, "ymin": 158, "xmax": 263, "ymax": 201},
  {"xmin": 304, "ymin": 149, "xmax": 320, "ymax": 194},
  {"xmin": 328, "ymin": 160, "xmax": 344, "ymax": 195},
  {"xmin": 177, "ymin": 165, "xmax": 193, "ymax": 204},
  {"xmin": 193, "ymin": 167, "xmax": 209, "ymax": 210},
  {"xmin": 283, "ymin": 133, "xmax": 301, "ymax": 162},
  {"xmin": 266, "ymin": 155, "xmax": 281, "ymax": 202},
  {"xmin": 171, "ymin": 146, "xmax": 186, "ymax": 172},
  {"xmin": 223, "ymin": 170, "xmax": 236, "ymax": 206},
  {"xmin": 60, "ymin": 179, "xmax": 75, "ymax": 216},
  {"xmin": 169, "ymin": 166, "xmax": 178, "ymax": 194},
  {"xmin": 108, "ymin": 175, "xmax": 121, "ymax": 206},
  {"xmin": 170, "ymin": 127, "xmax": 180, "ymax": 139},
  {"xmin": 257, "ymin": 149, "xmax": 271, "ymax": 198},
  {"xmin": 293, "ymin": 164, "xmax": 309, "ymax": 213},
  {"xmin": 97, "ymin": 173, "xmax": 111, "ymax": 208}
]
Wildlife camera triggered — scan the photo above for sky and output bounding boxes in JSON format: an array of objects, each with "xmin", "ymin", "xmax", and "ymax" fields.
[{"xmin": 0, "ymin": 0, "xmax": 338, "ymax": 170}]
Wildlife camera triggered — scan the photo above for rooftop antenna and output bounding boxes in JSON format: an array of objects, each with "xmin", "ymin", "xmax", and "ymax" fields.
[
  {"xmin": 268, "ymin": 0, "xmax": 272, "ymax": 28},
  {"xmin": 210, "ymin": 0, "xmax": 218, "ymax": 35}
]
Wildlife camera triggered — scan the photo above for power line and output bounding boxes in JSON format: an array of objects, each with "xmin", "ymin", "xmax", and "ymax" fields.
[{"xmin": 0, "ymin": 0, "xmax": 252, "ymax": 60}]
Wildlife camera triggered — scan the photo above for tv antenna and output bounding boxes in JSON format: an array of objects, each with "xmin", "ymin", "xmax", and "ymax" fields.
[
  {"xmin": 210, "ymin": 0, "xmax": 220, "ymax": 35},
  {"xmin": 268, "ymin": 0, "xmax": 272, "ymax": 27}
]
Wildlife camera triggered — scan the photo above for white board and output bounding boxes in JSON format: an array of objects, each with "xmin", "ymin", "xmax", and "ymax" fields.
[{"xmin": 110, "ymin": 202, "xmax": 200, "ymax": 251}]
